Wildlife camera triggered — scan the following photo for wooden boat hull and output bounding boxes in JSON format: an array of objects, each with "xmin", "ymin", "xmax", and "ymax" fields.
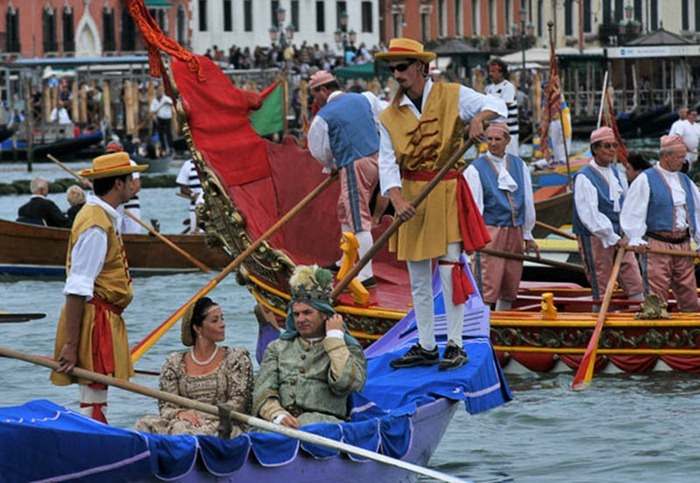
[{"xmin": 0, "ymin": 219, "xmax": 230, "ymax": 276}]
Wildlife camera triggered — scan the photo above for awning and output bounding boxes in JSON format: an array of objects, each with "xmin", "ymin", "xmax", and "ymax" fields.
[
  {"xmin": 335, "ymin": 61, "xmax": 388, "ymax": 80},
  {"xmin": 145, "ymin": 0, "xmax": 171, "ymax": 7}
]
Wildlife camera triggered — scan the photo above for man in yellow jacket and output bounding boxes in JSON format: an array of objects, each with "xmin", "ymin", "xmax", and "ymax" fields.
[{"xmin": 51, "ymin": 152, "xmax": 147, "ymax": 423}]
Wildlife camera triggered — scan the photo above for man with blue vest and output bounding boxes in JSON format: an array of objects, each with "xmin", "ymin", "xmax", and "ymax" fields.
[
  {"xmin": 621, "ymin": 134, "xmax": 700, "ymax": 311},
  {"xmin": 573, "ymin": 127, "xmax": 643, "ymax": 307},
  {"xmin": 465, "ymin": 122, "xmax": 538, "ymax": 311},
  {"xmin": 307, "ymin": 70, "xmax": 387, "ymax": 288}
]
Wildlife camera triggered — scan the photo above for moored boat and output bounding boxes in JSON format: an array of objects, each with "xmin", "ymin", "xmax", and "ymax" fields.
[
  {"xmin": 0, "ymin": 218, "xmax": 229, "ymax": 276},
  {"xmin": 0, "ymin": 130, "xmax": 104, "ymax": 162}
]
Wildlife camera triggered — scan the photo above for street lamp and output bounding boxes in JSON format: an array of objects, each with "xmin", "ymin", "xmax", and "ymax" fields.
[{"xmin": 273, "ymin": 6, "xmax": 287, "ymax": 47}]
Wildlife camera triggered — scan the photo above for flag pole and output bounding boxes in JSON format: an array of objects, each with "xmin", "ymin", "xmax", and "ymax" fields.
[{"xmin": 547, "ymin": 21, "xmax": 572, "ymax": 188}]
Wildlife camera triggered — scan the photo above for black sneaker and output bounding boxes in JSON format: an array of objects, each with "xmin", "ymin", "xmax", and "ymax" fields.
[
  {"xmin": 439, "ymin": 341, "xmax": 468, "ymax": 371},
  {"xmin": 390, "ymin": 344, "xmax": 439, "ymax": 369}
]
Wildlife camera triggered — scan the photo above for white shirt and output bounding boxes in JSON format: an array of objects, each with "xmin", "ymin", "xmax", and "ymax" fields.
[
  {"xmin": 63, "ymin": 193, "xmax": 122, "ymax": 299},
  {"xmin": 675, "ymin": 120, "xmax": 700, "ymax": 162},
  {"xmin": 573, "ymin": 160, "xmax": 628, "ymax": 248},
  {"xmin": 621, "ymin": 166, "xmax": 700, "ymax": 246},
  {"xmin": 485, "ymin": 79, "xmax": 516, "ymax": 105},
  {"xmin": 669, "ymin": 118, "xmax": 685, "ymax": 136},
  {"xmin": 464, "ymin": 153, "xmax": 536, "ymax": 240},
  {"xmin": 307, "ymin": 91, "xmax": 387, "ymax": 173},
  {"xmin": 150, "ymin": 95, "xmax": 173, "ymax": 120},
  {"xmin": 379, "ymin": 78, "xmax": 507, "ymax": 196}
]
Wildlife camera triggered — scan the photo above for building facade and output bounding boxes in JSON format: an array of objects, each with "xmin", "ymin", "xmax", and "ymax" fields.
[
  {"xmin": 188, "ymin": 1, "xmax": 382, "ymax": 56},
  {"xmin": 0, "ymin": 0, "xmax": 186, "ymax": 59},
  {"xmin": 3, "ymin": 1, "xmax": 700, "ymax": 60}
]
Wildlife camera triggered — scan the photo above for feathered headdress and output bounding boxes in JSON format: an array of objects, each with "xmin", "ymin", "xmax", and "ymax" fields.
[{"xmin": 289, "ymin": 264, "xmax": 333, "ymax": 305}]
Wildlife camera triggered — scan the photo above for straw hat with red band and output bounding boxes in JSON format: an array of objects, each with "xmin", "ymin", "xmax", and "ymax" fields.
[
  {"xmin": 374, "ymin": 38, "xmax": 436, "ymax": 64},
  {"xmin": 78, "ymin": 152, "xmax": 148, "ymax": 179}
]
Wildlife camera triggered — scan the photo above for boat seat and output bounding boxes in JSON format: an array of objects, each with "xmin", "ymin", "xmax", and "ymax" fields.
[{"xmin": 16, "ymin": 216, "xmax": 47, "ymax": 226}]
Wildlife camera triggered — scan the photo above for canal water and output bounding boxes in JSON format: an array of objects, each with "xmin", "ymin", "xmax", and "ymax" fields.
[{"xmin": 1, "ymin": 162, "xmax": 699, "ymax": 482}]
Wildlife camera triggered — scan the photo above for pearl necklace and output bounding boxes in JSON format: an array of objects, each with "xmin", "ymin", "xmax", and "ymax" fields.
[{"xmin": 190, "ymin": 346, "xmax": 219, "ymax": 366}]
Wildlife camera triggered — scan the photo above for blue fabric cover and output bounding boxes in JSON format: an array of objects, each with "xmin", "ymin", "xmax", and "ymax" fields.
[
  {"xmin": 0, "ymin": 263, "xmax": 511, "ymax": 480},
  {"xmin": 0, "ymin": 399, "xmax": 155, "ymax": 482}
]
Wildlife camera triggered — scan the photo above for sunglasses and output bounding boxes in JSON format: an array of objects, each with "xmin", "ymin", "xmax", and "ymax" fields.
[
  {"xmin": 599, "ymin": 142, "xmax": 619, "ymax": 149},
  {"xmin": 389, "ymin": 62, "xmax": 414, "ymax": 73}
]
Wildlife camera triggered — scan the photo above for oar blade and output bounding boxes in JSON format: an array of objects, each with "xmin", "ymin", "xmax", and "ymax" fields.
[{"xmin": 0, "ymin": 312, "xmax": 46, "ymax": 323}]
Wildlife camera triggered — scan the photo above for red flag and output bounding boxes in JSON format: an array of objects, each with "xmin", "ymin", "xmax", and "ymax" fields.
[
  {"xmin": 600, "ymin": 89, "xmax": 630, "ymax": 168},
  {"xmin": 539, "ymin": 40, "xmax": 562, "ymax": 162}
]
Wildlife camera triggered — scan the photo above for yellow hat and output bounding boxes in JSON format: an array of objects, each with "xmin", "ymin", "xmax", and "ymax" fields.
[
  {"xmin": 374, "ymin": 38, "xmax": 436, "ymax": 64},
  {"xmin": 78, "ymin": 152, "xmax": 147, "ymax": 179}
]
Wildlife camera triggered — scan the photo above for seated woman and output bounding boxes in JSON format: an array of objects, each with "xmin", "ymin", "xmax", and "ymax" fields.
[
  {"xmin": 65, "ymin": 185, "xmax": 86, "ymax": 226},
  {"xmin": 135, "ymin": 297, "xmax": 254, "ymax": 437}
]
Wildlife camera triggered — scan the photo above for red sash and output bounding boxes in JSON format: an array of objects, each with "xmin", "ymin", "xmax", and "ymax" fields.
[
  {"xmin": 401, "ymin": 170, "xmax": 491, "ymax": 251},
  {"xmin": 438, "ymin": 260, "xmax": 474, "ymax": 305},
  {"xmin": 88, "ymin": 296, "xmax": 123, "ymax": 391}
]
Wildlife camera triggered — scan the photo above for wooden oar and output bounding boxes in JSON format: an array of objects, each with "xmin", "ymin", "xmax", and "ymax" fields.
[
  {"xmin": 0, "ymin": 312, "xmax": 45, "ymax": 323},
  {"xmin": 571, "ymin": 247, "xmax": 625, "ymax": 390},
  {"xmin": 0, "ymin": 345, "xmax": 462, "ymax": 483},
  {"xmin": 535, "ymin": 220, "xmax": 577, "ymax": 241},
  {"xmin": 122, "ymin": 211, "xmax": 211, "ymax": 272},
  {"xmin": 47, "ymin": 154, "xmax": 211, "ymax": 273},
  {"xmin": 131, "ymin": 173, "xmax": 339, "ymax": 362},
  {"xmin": 331, "ymin": 140, "xmax": 475, "ymax": 298},
  {"xmin": 627, "ymin": 246, "xmax": 699, "ymax": 258},
  {"xmin": 479, "ymin": 247, "xmax": 585, "ymax": 273}
]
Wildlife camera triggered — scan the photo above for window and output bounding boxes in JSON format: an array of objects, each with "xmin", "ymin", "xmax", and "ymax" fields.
[
  {"xmin": 336, "ymin": 1, "xmax": 347, "ymax": 29},
  {"xmin": 471, "ymin": 0, "xmax": 479, "ymax": 36},
  {"xmin": 421, "ymin": 12, "xmax": 430, "ymax": 41},
  {"xmin": 361, "ymin": 1, "xmax": 372, "ymax": 33},
  {"xmin": 454, "ymin": 0, "xmax": 463, "ymax": 37},
  {"xmin": 5, "ymin": 6, "xmax": 20, "ymax": 53},
  {"xmin": 223, "ymin": 0, "xmax": 232, "ymax": 31},
  {"xmin": 614, "ymin": 0, "xmax": 624, "ymax": 21},
  {"xmin": 695, "ymin": 0, "xmax": 700, "ymax": 31},
  {"xmin": 649, "ymin": 0, "xmax": 658, "ymax": 31},
  {"xmin": 291, "ymin": 1, "xmax": 299, "ymax": 31},
  {"xmin": 634, "ymin": 0, "xmax": 642, "ymax": 21},
  {"xmin": 564, "ymin": 0, "xmax": 573, "ymax": 36},
  {"xmin": 199, "ymin": 0, "xmax": 207, "ymax": 31},
  {"xmin": 392, "ymin": 12, "xmax": 403, "ymax": 38},
  {"xmin": 537, "ymin": 0, "xmax": 543, "ymax": 36},
  {"xmin": 62, "ymin": 7, "xmax": 75, "ymax": 54},
  {"xmin": 121, "ymin": 8, "xmax": 136, "ymax": 51},
  {"xmin": 438, "ymin": 0, "xmax": 446, "ymax": 37},
  {"xmin": 244, "ymin": 0, "xmax": 253, "ymax": 32},
  {"xmin": 43, "ymin": 7, "xmax": 58, "ymax": 53},
  {"xmin": 583, "ymin": 0, "xmax": 591, "ymax": 32},
  {"xmin": 271, "ymin": 1, "xmax": 279, "ymax": 28},
  {"xmin": 103, "ymin": 8, "xmax": 116, "ymax": 52},
  {"xmin": 602, "ymin": 0, "xmax": 612, "ymax": 24},
  {"xmin": 316, "ymin": 1, "xmax": 325, "ymax": 32},
  {"xmin": 177, "ymin": 5, "xmax": 187, "ymax": 44},
  {"xmin": 488, "ymin": 0, "xmax": 496, "ymax": 35}
]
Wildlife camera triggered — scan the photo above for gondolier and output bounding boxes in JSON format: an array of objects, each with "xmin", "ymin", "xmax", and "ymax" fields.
[
  {"xmin": 621, "ymin": 134, "xmax": 700, "ymax": 311},
  {"xmin": 375, "ymin": 38, "xmax": 506, "ymax": 370},
  {"xmin": 50, "ymin": 152, "xmax": 147, "ymax": 423},
  {"xmin": 465, "ymin": 122, "xmax": 539, "ymax": 311},
  {"xmin": 307, "ymin": 70, "xmax": 387, "ymax": 287},
  {"xmin": 573, "ymin": 127, "xmax": 643, "ymax": 307}
]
